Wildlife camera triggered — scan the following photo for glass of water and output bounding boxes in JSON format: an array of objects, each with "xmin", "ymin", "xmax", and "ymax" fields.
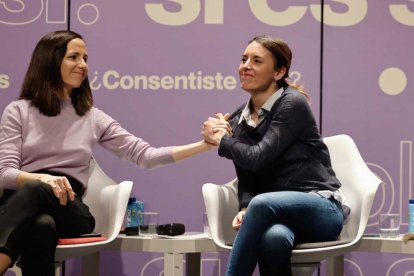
[
  {"xmin": 138, "ymin": 212, "xmax": 159, "ymax": 237},
  {"xmin": 379, "ymin": 213, "xmax": 400, "ymax": 238}
]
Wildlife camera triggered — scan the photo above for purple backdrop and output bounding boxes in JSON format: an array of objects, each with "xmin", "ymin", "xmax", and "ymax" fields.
[{"xmin": 2, "ymin": 0, "xmax": 414, "ymax": 275}]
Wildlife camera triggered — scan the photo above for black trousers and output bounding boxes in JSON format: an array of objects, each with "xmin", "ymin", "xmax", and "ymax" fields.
[{"xmin": 0, "ymin": 175, "xmax": 95, "ymax": 276}]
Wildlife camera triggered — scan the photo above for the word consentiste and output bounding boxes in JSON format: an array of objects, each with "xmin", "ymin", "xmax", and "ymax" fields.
[
  {"xmin": 92, "ymin": 70, "xmax": 237, "ymax": 91},
  {"xmin": 0, "ymin": 74, "xmax": 8, "ymax": 89}
]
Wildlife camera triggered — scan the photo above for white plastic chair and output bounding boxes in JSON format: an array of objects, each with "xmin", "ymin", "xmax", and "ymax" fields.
[
  {"xmin": 9, "ymin": 158, "xmax": 133, "ymax": 276},
  {"xmin": 202, "ymin": 134, "xmax": 382, "ymax": 276}
]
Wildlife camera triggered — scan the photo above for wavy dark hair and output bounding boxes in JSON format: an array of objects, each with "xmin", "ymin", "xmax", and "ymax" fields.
[
  {"xmin": 19, "ymin": 30, "xmax": 93, "ymax": 116},
  {"xmin": 249, "ymin": 35, "xmax": 310, "ymax": 102}
]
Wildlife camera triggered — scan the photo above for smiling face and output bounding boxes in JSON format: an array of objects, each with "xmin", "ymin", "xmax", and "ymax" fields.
[
  {"xmin": 238, "ymin": 41, "xmax": 281, "ymax": 95},
  {"xmin": 60, "ymin": 38, "xmax": 88, "ymax": 97}
]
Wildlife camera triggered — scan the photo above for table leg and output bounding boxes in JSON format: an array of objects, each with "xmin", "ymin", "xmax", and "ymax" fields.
[
  {"xmin": 164, "ymin": 253, "xmax": 184, "ymax": 276},
  {"xmin": 186, "ymin": 253, "xmax": 201, "ymax": 276},
  {"xmin": 326, "ymin": 255, "xmax": 344, "ymax": 276},
  {"xmin": 82, "ymin": 252, "xmax": 100, "ymax": 276}
]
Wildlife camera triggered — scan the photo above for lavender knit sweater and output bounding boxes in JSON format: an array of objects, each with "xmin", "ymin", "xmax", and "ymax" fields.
[{"xmin": 0, "ymin": 99, "xmax": 174, "ymax": 191}]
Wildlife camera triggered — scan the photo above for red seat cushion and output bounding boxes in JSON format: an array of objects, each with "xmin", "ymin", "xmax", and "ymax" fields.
[{"xmin": 58, "ymin": 237, "xmax": 107, "ymax": 245}]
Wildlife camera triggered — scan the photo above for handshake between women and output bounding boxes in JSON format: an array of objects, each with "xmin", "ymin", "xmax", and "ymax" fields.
[{"xmin": 201, "ymin": 112, "xmax": 233, "ymax": 146}]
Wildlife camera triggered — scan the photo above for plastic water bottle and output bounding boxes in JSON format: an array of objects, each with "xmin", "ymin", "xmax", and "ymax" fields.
[
  {"xmin": 409, "ymin": 199, "xmax": 414, "ymax": 233},
  {"xmin": 126, "ymin": 197, "xmax": 140, "ymax": 227}
]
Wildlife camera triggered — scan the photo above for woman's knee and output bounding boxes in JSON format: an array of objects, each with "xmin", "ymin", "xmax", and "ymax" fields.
[
  {"xmin": 27, "ymin": 214, "xmax": 58, "ymax": 247},
  {"xmin": 33, "ymin": 214, "xmax": 56, "ymax": 233},
  {"xmin": 258, "ymin": 224, "xmax": 294, "ymax": 276},
  {"xmin": 261, "ymin": 224, "xmax": 294, "ymax": 256}
]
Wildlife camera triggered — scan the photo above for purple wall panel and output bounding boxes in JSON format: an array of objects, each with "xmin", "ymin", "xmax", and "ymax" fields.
[
  {"xmin": 0, "ymin": 1, "xmax": 67, "ymax": 111},
  {"xmin": 6, "ymin": 0, "xmax": 414, "ymax": 275},
  {"xmin": 322, "ymin": 0, "xmax": 414, "ymax": 274}
]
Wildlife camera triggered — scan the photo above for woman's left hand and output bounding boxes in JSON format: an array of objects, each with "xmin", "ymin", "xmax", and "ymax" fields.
[
  {"xmin": 232, "ymin": 209, "xmax": 246, "ymax": 231},
  {"xmin": 201, "ymin": 113, "xmax": 232, "ymax": 145}
]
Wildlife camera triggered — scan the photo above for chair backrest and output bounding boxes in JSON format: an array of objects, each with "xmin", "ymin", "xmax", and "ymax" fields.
[
  {"xmin": 322, "ymin": 134, "xmax": 381, "ymax": 245},
  {"xmin": 53, "ymin": 158, "xmax": 132, "ymax": 261},
  {"xmin": 290, "ymin": 134, "xmax": 382, "ymax": 264},
  {"xmin": 82, "ymin": 158, "xmax": 132, "ymax": 240},
  {"xmin": 203, "ymin": 178, "xmax": 239, "ymax": 249}
]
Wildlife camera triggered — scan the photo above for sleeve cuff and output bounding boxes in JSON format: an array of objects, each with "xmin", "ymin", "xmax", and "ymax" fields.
[
  {"xmin": 0, "ymin": 168, "xmax": 21, "ymax": 190},
  {"xmin": 218, "ymin": 134, "xmax": 234, "ymax": 158}
]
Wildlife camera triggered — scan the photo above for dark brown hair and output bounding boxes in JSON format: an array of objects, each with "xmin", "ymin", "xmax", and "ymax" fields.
[
  {"xmin": 19, "ymin": 30, "xmax": 93, "ymax": 116},
  {"xmin": 249, "ymin": 35, "xmax": 310, "ymax": 101}
]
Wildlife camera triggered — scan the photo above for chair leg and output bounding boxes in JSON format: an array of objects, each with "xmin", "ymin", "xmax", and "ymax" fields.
[
  {"xmin": 55, "ymin": 261, "xmax": 62, "ymax": 276},
  {"xmin": 292, "ymin": 263, "xmax": 320, "ymax": 276}
]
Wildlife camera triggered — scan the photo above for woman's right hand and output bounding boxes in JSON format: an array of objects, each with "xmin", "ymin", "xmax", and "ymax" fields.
[{"xmin": 232, "ymin": 209, "xmax": 247, "ymax": 231}]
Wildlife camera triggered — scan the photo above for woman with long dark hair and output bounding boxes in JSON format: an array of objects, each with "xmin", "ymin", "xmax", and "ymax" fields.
[{"xmin": 0, "ymin": 30, "xmax": 213, "ymax": 276}]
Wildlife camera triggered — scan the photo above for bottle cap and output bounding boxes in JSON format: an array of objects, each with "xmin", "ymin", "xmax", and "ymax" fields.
[
  {"xmin": 410, "ymin": 199, "xmax": 414, "ymax": 204},
  {"xmin": 128, "ymin": 197, "xmax": 137, "ymax": 204}
]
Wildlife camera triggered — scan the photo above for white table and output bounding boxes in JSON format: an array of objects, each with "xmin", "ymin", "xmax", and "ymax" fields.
[
  {"xmin": 106, "ymin": 233, "xmax": 226, "ymax": 276},
  {"xmin": 356, "ymin": 234, "xmax": 414, "ymax": 253},
  {"xmin": 103, "ymin": 233, "xmax": 408, "ymax": 276},
  {"xmin": 326, "ymin": 235, "xmax": 414, "ymax": 275}
]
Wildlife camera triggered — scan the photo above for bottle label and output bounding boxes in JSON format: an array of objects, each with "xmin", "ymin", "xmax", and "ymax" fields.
[
  {"xmin": 409, "ymin": 202, "xmax": 414, "ymax": 233},
  {"xmin": 126, "ymin": 200, "xmax": 145, "ymax": 227}
]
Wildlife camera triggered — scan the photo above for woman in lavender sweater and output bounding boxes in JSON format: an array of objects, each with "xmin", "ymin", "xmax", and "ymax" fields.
[{"xmin": 0, "ymin": 30, "xmax": 218, "ymax": 276}]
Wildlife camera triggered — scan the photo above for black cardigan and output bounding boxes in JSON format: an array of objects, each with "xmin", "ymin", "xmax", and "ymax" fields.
[{"xmin": 218, "ymin": 87, "xmax": 341, "ymax": 209}]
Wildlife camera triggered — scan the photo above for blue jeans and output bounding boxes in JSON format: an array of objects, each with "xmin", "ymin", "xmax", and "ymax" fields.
[{"xmin": 226, "ymin": 191, "xmax": 344, "ymax": 276}]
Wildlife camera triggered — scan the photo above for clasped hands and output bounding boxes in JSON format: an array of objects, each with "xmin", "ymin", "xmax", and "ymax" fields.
[
  {"xmin": 201, "ymin": 112, "xmax": 233, "ymax": 146},
  {"xmin": 202, "ymin": 113, "xmax": 247, "ymax": 231}
]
